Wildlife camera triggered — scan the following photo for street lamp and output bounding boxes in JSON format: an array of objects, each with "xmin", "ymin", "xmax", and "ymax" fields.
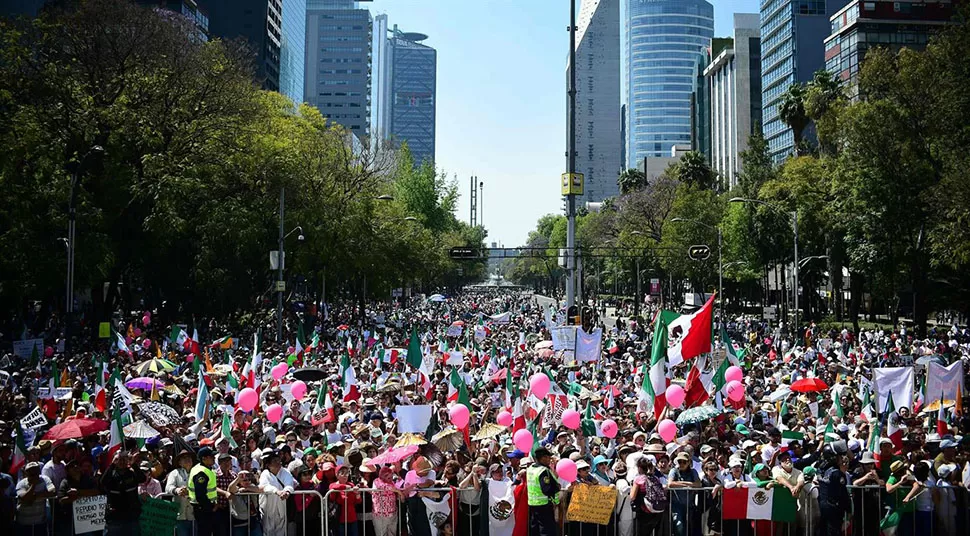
[
  {"xmin": 729, "ymin": 197, "xmax": 799, "ymax": 332},
  {"xmin": 276, "ymin": 220, "xmax": 304, "ymax": 343},
  {"xmin": 671, "ymin": 217, "xmax": 723, "ymax": 322},
  {"xmin": 629, "ymin": 231, "xmax": 647, "ymax": 318},
  {"xmin": 66, "ymin": 145, "xmax": 104, "ymax": 316}
]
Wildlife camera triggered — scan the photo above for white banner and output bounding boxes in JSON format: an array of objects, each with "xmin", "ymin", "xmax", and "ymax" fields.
[
  {"xmin": 873, "ymin": 367, "xmax": 915, "ymax": 411},
  {"xmin": 489, "ymin": 312, "xmax": 511, "ymax": 324},
  {"xmin": 446, "ymin": 325, "xmax": 463, "ymax": 337},
  {"xmin": 396, "ymin": 405, "xmax": 433, "ymax": 434},
  {"xmin": 13, "ymin": 338, "xmax": 44, "ymax": 359},
  {"xmin": 575, "ymin": 328, "xmax": 603, "ymax": 363},
  {"xmin": 73, "ymin": 495, "xmax": 106, "ymax": 533},
  {"xmin": 36, "ymin": 387, "xmax": 73, "ymax": 400},
  {"xmin": 20, "ymin": 407, "xmax": 48, "ymax": 430},
  {"xmin": 550, "ymin": 326, "xmax": 577, "ymax": 359},
  {"xmin": 926, "ymin": 361, "xmax": 964, "ymax": 404}
]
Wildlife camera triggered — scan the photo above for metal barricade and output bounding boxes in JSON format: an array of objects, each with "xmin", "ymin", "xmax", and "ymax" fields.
[{"xmin": 321, "ymin": 487, "xmax": 477, "ymax": 536}]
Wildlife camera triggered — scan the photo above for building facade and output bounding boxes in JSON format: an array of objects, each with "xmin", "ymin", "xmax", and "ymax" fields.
[
  {"xmin": 706, "ymin": 14, "xmax": 762, "ymax": 189},
  {"xmin": 571, "ymin": 0, "xmax": 621, "ymax": 202},
  {"xmin": 761, "ymin": 0, "xmax": 850, "ymax": 162},
  {"xmin": 370, "ymin": 13, "xmax": 392, "ymax": 144},
  {"xmin": 305, "ymin": 0, "xmax": 372, "ymax": 140},
  {"xmin": 824, "ymin": 0, "xmax": 957, "ymax": 97},
  {"xmin": 625, "ymin": 0, "xmax": 714, "ymax": 168},
  {"xmin": 387, "ymin": 27, "xmax": 437, "ymax": 165}
]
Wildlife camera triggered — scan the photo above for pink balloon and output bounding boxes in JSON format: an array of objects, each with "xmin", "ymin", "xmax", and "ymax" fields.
[
  {"xmin": 142, "ymin": 315, "xmax": 151, "ymax": 326},
  {"xmin": 449, "ymin": 404, "xmax": 470, "ymax": 429},
  {"xmin": 125, "ymin": 336, "xmax": 133, "ymax": 346},
  {"xmin": 725, "ymin": 366, "xmax": 744, "ymax": 384},
  {"xmin": 141, "ymin": 338, "xmax": 151, "ymax": 349},
  {"xmin": 601, "ymin": 419, "xmax": 618, "ymax": 439},
  {"xmin": 529, "ymin": 373, "xmax": 550, "ymax": 399},
  {"xmin": 287, "ymin": 346, "xmax": 296, "ymax": 356},
  {"xmin": 186, "ymin": 354, "xmax": 195, "ymax": 363},
  {"xmin": 497, "ymin": 410, "xmax": 513, "ymax": 427},
  {"xmin": 290, "ymin": 380, "xmax": 307, "ymax": 401},
  {"xmin": 666, "ymin": 385, "xmax": 686, "ymax": 408},
  {"xmin": 44, "ymin": 346, "xmax": 54, "ymax": 358},
  {"xmin": 237, "ymin": 388, "xmax": 258, "ymax": 412},
  {"xmin": 726, "ymin": 380, "xmax": 745, "ymax": 402},
  {"xmin": 134, "ymin": 327, "xmax": 142, "ymax": 337},
  {"xmin": 271, "ymin": 363, "xmax": 288, "ymax": 381},
  {"xmin": 562, "ymin": 409, "xmax": 581, "ymax": 430},
  {"xmin": 658, "ymin": 419, "xmax": 677, "ymax": 442},
  {"xmin": 556, "ymin": 458, "xmax": 578, "ymax": 482},
  {"xmin": 266, "ymin": 403, "xmax": 283, "ymax": 423},
  {"xmin": 513, "ymin": 429, "xmax": 534, "ymax": 453}
]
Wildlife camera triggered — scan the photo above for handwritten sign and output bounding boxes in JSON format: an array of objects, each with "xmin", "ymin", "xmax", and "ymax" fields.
[
  {"xmin": 12, "ymin": 339, "xmax": 44, "ymax": 359},
  {"xmin": 20, "ymin": 406, "xmax": 48, "ymax": 430},
  {"xmin": 566, "ymin": 483, "xmax": 617, "ymax": 525},
  {"xmin": 73, "ymin": 495, "xmax": 106, "ymax": 533},
  {"xmin": 139, "ymin": 497, "xmax": 179, "ymax": 536}
]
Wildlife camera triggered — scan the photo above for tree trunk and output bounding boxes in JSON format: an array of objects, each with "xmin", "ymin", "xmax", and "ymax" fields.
[{"xmin": 849, "ymin": 270, "xmax": 864, "ymax": 332}]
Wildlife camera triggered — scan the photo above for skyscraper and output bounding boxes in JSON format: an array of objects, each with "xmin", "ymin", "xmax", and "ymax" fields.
[
  {"xmin": 760, "ymin": 0, "xmax": 849, "ymax": 162},
  {"xmin": 305, "ymin": 0, "xmax": 373, "ymax": 140},
  {"xmin": 198, "ymin": 0, "xmax": 305, "ymax": 103},
  {"xmin": 570, "ymin": 0, "xmax": 621, "ymax": 202},
  {"xmin": 370, "ymin": 13, "xmax": 392, "ymax": 143},
  {"xmin": 387, "ymin": 26, "xmax": 436, "ymax": 166},
  {"xmin": 706, "ymin": 14, "xmax": 762, "ymax": 189},
  {"xmin": 625, "ymin": 0, "xmax": 714, "ymax": 168}
]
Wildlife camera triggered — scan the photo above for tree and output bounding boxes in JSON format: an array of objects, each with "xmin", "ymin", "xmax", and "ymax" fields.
[
  {"xmin": 779, "ymin": 83, "xmax": 809, "ymax": 155},
  {"xmin": 803, "ymin": 71, "xmax": 845, "ymax": 155},
  {"xmin": 617, "ymin": 168, "xmax": 647, "ymax": 194},
  {"xmin": 671, "ymin": 151, "xmax": 718, "ymax": 190}
]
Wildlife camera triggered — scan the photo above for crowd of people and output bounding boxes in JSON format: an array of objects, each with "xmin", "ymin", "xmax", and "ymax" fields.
[{"xmin": 0, "ymin": 289, "xmax": 969, "ymax": 536}]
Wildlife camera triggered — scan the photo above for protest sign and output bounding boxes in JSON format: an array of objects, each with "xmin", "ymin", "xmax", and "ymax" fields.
[
  {"xmin": 36, "ymin": 387, "xmax": 73, "ymax": 400},
  {"xmin": 140, "ymin": 497, "xmax": 179, "ymax": 536},
  {"xmin": 566, "ymin": 484, "xmax": 616, "ymax": 525},
  {"xmin": 445, "ymin": 325, "xmax": 463, "ymax": 337},
  {"xmin": 576, "ymin": 327, "xmax": 602, "ymax": 363},
  {"xmin": 12, "ymin": 338, "xmax": 43, "ymax": 359},
  {"xmin": 98, "ymin": 322, "xmax": 111, "ymax": 339},
  {"xmin": 397, "ymin": 405, "xmax": 433, "ymax": 434},
  {"xmin": 20, "ymin": 406, "xmax": 48, "ymax": 430},
  {"xmin": 550, "ymin": 326, "xmax": 577, "ymax": 360},
  {"xmin": 73, "ymin": 495, "xmax": 106, "ymax": 533}
]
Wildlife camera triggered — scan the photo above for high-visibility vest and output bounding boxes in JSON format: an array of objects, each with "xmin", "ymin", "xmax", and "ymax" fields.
[
  {"xmin": 187, "ymin": 464, "xmax": 217, "ymax": 505},
  {"xmin": 527, "ymin": 465, "xmax": 559, "ymax": 506}
]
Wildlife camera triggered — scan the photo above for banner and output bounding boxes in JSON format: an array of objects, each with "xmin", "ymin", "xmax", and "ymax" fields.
[
  {"xmin": 73, "ymin": 495, "xmax": 107, "ymax": 533},
  {"xmin": 550, "ymin": 326, "xmax": 577, "ymax": 360},
  {"xmin": 139, "ymin": 497, "xmax": 179, "ymax": 536},
  {"xmin": 20, "ymin": 407, "xmax": 48, "ymax": 430},
  {"xmin": 575, "ymin": 328, "xmax": 603, "ymax": 363},
  {"xmin": 445, "ymin": 325, "xmax": 463, "ymax": 337},
  {"xmin": 489, "ymin": 312, "xmax": 511, "ymax": 324},
  {"xmin": 396, "ymin": 405, "xmax": 433, "ymax": 434},
  {"xmin": 873, "ymin": 367, "xmax": 915, "ymax": 411},
  {"xmin": 566, "ymin": 483, "xmax": 616, "ymax": 525},
  {"xmin": 926, "ymin": 361, "xmax": 964, "ymax": 404},
  {"xmin": 36, "ymin": 387, "xmax": 73, "ymax": 400},
  {"xmin": 12, "ymin": 338, "xmax": 44, "ymax": 359}
]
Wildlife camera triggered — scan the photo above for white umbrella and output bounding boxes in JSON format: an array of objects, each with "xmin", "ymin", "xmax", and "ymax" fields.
[
  {"xmin": 429, "ymin": 294, "xmax": 447, "ymax": 303},
  {"xmin": 123, "ymin": 420, "xmax": 160, "ymax": 439}
]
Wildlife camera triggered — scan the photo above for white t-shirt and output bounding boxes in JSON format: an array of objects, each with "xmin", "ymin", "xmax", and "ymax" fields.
[{"xmin": 915, "ymin": 479, "xmax": 935, "ymax": 512}]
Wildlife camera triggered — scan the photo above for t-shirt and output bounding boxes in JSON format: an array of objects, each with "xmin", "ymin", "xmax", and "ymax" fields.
[
  {"xmin": 886, "ymin": 475, "xmax": 916, "ymax": 513},
  {"xmin": 16, "ymin": 476, "xmax": 54, "ymax": 526}
]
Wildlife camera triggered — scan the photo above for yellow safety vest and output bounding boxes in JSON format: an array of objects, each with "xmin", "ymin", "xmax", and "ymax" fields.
[
  {"xmin": 527, "ymin": 465, "xmax": 559, "ymax": 506},
  {"xmin": 187, "ymin": 464, "xmax": 217, "ymax": 505}
]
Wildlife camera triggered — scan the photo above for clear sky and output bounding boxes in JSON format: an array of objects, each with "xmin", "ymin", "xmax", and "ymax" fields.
[{"xmin": 368, "ymin": 0, "xmax": 761, "ymax": 247}]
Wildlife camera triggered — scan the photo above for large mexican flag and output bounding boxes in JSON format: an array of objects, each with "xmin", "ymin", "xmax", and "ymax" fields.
[{"xmin": 722, "ymin": 486, "xmax": 796, "ymax": 522}]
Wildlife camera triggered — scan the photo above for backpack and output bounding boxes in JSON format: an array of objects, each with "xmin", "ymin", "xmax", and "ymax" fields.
[{"xmin": 634, "ymin": 475, "xmax": 668, "ymax": 514}]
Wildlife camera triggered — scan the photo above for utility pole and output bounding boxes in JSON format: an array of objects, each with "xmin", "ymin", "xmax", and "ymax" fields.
[
  {"xmin": 277, "ymin": 187, "xmax": 285, "ymax": 343},
  {"xmin": 479, "ymin": 179, "xmax": 484, "ymax": 230},
  {"xmin": 469, "ymin": 175, "xmax": 478, "ymax": 227},
  {"xmin": 564, "ymin": 0, "xmax": 579, "ymax": 310}
]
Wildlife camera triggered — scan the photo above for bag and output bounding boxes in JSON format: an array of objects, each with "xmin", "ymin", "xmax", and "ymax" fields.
[{"xmin": 632, "ymin": 476, "xmax": 668, "ymax": 514}]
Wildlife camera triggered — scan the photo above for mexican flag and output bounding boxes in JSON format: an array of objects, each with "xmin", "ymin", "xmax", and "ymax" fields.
[
  {"xmin": 885, "ymin": 393, "xmax": 903, "ymax": 451},
  {"xmin": 242, "ymin": 331, "xmax": 263, "ymax": 390},
  {"xmin": 221, "ymin": 412, "xmax": 237, "ymax": 448},
  {"xmin": 721, "ymin": 327, "xmax": 743, "ymax": 367},
  {"xmin": 115, "ymin": 331, "xmax": 131, "ymax": 356},
  {"xmin": 639, "ymin": 310, "xmax": 677, "ymax": 419},
  {"xmin": 937, "ymin": 403, "xmax": 948, "ymax": 436},
  {"xmin": 710, "ymin": 356, "xmax": 729, "ymax": 409},
  {"xmin": 683, "ymin": 354, "xmax": 712, "ymax": 408},
  {"xmin": 448, "ymin": 368, "xmax": 470, "ymax": 407},
  {"xmin": 340, "ymin": 351, "xmax": 360, "ymax": 402},
  {"xmin": 722, "ymin": 487, "xmax": 796, "ymax": 522},
  {"xmin": 510, "ymin": 396, "xmax": 526, "ymax": 434},
  {"xmin": 105, "ymin": 406, "xmax": 126, "ymax": 467},
  {"xmin": 170, "ymin": 325, "xmax": 189, "ymax": 348},
  {"xmin": 417, "ymin": 370, "xmax": 433, "ymax": 400},
  {"xmin": 209, "ymin": 336, "xmax": 233, "ymax": 350},
  {"xmin": 311, "ymin": 383, "xmax": 335, "ymax": 426},
  {"xmin": 406, "ymin": 328, "xmax": 423, "ymax": 370},
  {"xmin": 93, "ymin": 358, "xmax": 108, "ymax": 413},
  {"xmin": 10, "ymin": 420, "xmax": 28, "ymax": 475},
  {"xmin": 667, "ymin": 294, "xmax": 715, "ymax": 366},
  {"xmin": 185, "ymin": 326, "xmax": 201, "ymax": 356},
  {"xmin": 606, "ymin": 338, "xmax": 619, "ymax": 355}
]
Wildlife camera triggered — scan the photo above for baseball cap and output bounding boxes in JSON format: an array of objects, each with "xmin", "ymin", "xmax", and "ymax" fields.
[{"xmin": 197, "ymin": 447, "xmax": 215, "ymax": 459}]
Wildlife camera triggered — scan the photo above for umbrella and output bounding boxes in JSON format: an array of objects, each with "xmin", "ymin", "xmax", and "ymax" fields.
[
  {"xmin": 292, "ymin": 367, "xmax": 328, "ymax": 382},
  {"xmin": 163, "ymin": 384, "xmax": 186, "ymax": 397},
  {"xmin": 43, "ymin": 418, "xmax": 109, "ymax": 440},
  {"xmin": 916, "ymin": 355, "xmax": 945, "ymax": 366},
  {"xmin": 337, "ymin": 324, "xmax": 350, "ymax": 331},
  {"xmin": 134, "ymin": 358, "xmax": 177, "ymax": 376},
  {"xmin": 369, "ymin": 445, "xmax": 420, "ymax": 465},
  {"xmin": 534, "ymin": 340, "xmax": 554, "ymax": 350},
  {"xmin": 123, "ymin": 420, "xmax": 160, "ymax": 439},
  {"xmin": 790, "ymin": 378, "xmax": 829, "ymax": 393},
  {"xmin": 538, "ymin": 349, "xmax": 555, "ymax": 358},
  {"xmin": 451, "ymin": 320, "xmax": 465, "ymax": 327},
  {"xmin": 377, "ymin": 382, "xmax": 401, "ymax": 393},
  {"xmin": 920, "ymin": 399, "xmax": 955, "ymax": 414},
  {"xmin": 472, "ymin": 423, "xmax": 507, "ymax": 441},
  {"xmin": 431, "ymin": 427, "xmax": 464, "ymax": 451},
  {"xmin": 676, "ymin": 405, "xmax": 723, "ymax": 425},
  {"xmin": 138, "ymin": 401, "xmax": 182, "ymax": 427},
  {"xmin": 429, "ymin": 294, "xmax": 446, "ymax": 303},
  {"xmin": 394, "ymin": 432, "xmax": 428, "ymax": 447},
  {"xmin": 125, "ymin": 377, "xmax": 166, "ymax": 391}
]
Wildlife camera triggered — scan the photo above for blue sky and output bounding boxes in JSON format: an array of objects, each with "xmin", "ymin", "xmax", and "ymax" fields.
[{"xmin": 368, "ymin": 0, "xmax": 761, "ymax": 246}]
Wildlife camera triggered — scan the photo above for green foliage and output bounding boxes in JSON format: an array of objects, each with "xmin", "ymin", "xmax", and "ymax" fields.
[
  {"xmin": 617, "ymin": 168, "xmax": 647, "ymax": 195},
  {"xmin": 670, "ymin": 151, "xmax": 718, "ymax": 191}
]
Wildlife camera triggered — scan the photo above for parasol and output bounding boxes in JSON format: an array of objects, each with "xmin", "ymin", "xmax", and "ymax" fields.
[
  {"xmin": 920, "ymin": 399, "xmax": 955, "ymax": 414},
  {"xmin": 134, "ymin": 358, "xmax": 177, "ymax": 376},
  {"xmin": 369, "ymin": 445, "xmax": 420, "ymax": 465},
  {"xmin": 790, "ymin": 378, "xmax": 829, "ymax": 393},
  {"xmin": 916, "ymin": 355, "xmax": 945, "ymax": 366},
  {"xmin": 431, "ymin": 427, "xmax": 464, "ymax": 451},
  {"xmin": 538, "ymin": 349, "xmax": 555, "ymax": 358},
  {"xmin": 125, "ymin": 377, "xmax": 166, "ymax": 391},
  {"xmin": 472, "ymin": 423, "xmax": 507, "ymax": 441},
  {"xmin": 123, "ymin": 420, "xmax": 160, "ymax": 439},
  {"xmin": 43, "ymin": 418, "xmax": 109, "ymax": 440},
  {"xmin": 164, "ymin": 384, "xmax": 186, "ymax": 397},
  {"xmin": 451, "ymin": 320, "xmax": 465, "ymax": 327},
  {"xmin": 675, "ymin": 405, "xmax": 723, "ymax": 425},
  {"xmin": 291, "ymin": 367, "xmax": 328, "ymax": 382},
  {"xmin": 534, "ymin": 340, "xmax": 554, "ymax": 350},
  {"xmin": 394, "ymin": 433, "xmax": 428, "ymax": 447},
  {"xmin": 138, "ymin": 401, "xmax": 183, "ymax": 427},
  {"xmin": 428, "ymin": 294, "xmax": 447, "ymax": 303},
  {"xmin": 377, "ymin": 382, "xmax": 401, "ymax": 393}
]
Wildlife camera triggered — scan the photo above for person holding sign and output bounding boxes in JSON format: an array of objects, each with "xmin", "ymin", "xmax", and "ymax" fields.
[
  {"xmin": 55, "ymin": 459, "xmax": 99, "ymax": 536},
  {"xmin": 527, "ymin": 447, "xmax": 560, "ymax": 536},
  {"xmin": 100, "ymin": 450, "xmax": 144, "ymax": 536}
]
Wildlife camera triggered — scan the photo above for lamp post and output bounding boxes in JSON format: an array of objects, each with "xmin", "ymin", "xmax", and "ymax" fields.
[
  {"xmin": 66, "ymin": 145, "xmax": 104, "ymax": 315},
  {"xmin": 729, "ymin": 197, "xmax": 799, "ymax": 333},
  {"xmin": 671, "ymin": 218, "xmax": 723, "ymax": 322}
]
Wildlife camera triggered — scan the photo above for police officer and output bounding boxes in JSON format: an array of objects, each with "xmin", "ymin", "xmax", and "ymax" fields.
[
  {"xmin": 189, "ymin": 447, "xmax": 222, "ymax": 536},
  {"xmin": 527, "ymin": 447, "xmax": 561, "ymax": 536},
  {"xmin": 816, "ymin": 440, "xmax": 851, "ymax": 536}
]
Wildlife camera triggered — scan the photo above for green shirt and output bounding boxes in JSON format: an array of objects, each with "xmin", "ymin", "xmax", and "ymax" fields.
[{"xmin": 886, "ymin": 475, "xmax": 916, "ymax": 513}]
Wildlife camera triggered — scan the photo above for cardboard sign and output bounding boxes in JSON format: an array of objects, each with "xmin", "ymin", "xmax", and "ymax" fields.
[
  {"xmin": 20, "ymin": 406, "xmax": 48, "ymax": 430},
  {"xmin": 12, "ymin": 338, "xmax": 44, "ymax": 359},
  {"xmin": 139, "ymin": 497, "xmax": 180, "ymax": 536},
  {"xmin": 74, "ymin": 495, "xmax": 106, "ymax": 533},
  {"xmin": 566, "ymin": 483, "xmax": 617, "ymax": 525},
  {"xmin": 36, "ymin": 387, "xmax": 73, "ymax": 400},
  {"xmin": 98, "ymin": 322, "xmax": 111, "ymax": 339}
]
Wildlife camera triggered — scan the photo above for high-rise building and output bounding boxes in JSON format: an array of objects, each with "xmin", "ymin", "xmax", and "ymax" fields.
[
  {"xmin": 706, "ymin": 14, "xmax": 762, "ymax": 189},
  {"xmin": 198, "ymin": 0, "xmax": 305, "ymax": 103},
  {"xmin": 5, "ymin": 1, "xmax": 210, "ymax": 40},
  {"xmin": 370, "ymin": 14, "xmax": 392, "ymax": 144},
  {"xmin": 569, "ymin": 0, "xmax": 621, "ymax": 202},
  {"xmin": 824, "ymin": 0, "xmax": 958, "ymax": 98},
  {"xmin": 691, "ymin": 37, "xmax": 733, "ymax": 161},
  {"xmin": 305, "ymin": 0, "xmax": 373, "ymax": 140},
  {"xmin": 625, "ymin": 0, "xmax": 714, "ymax": 168},
  {"xmin": 387, "ymin": 26, "xmax": 437, "ymax": 165},
  {"xmin": 761, "ymin": 0, "xmax": 850, "ymax": 162}
]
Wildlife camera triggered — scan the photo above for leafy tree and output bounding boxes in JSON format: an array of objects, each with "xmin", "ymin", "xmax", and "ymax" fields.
[
  {"xmin": 670, "ymin": 151, "xmax": 718, "ymax": 190},
  {"xmin": 617, "ymin": 168, "xmax": 647, "ymax": 194},
  {"xmin": 779, "ymin": 83, "xmax": 809, "ymax": 155}
]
